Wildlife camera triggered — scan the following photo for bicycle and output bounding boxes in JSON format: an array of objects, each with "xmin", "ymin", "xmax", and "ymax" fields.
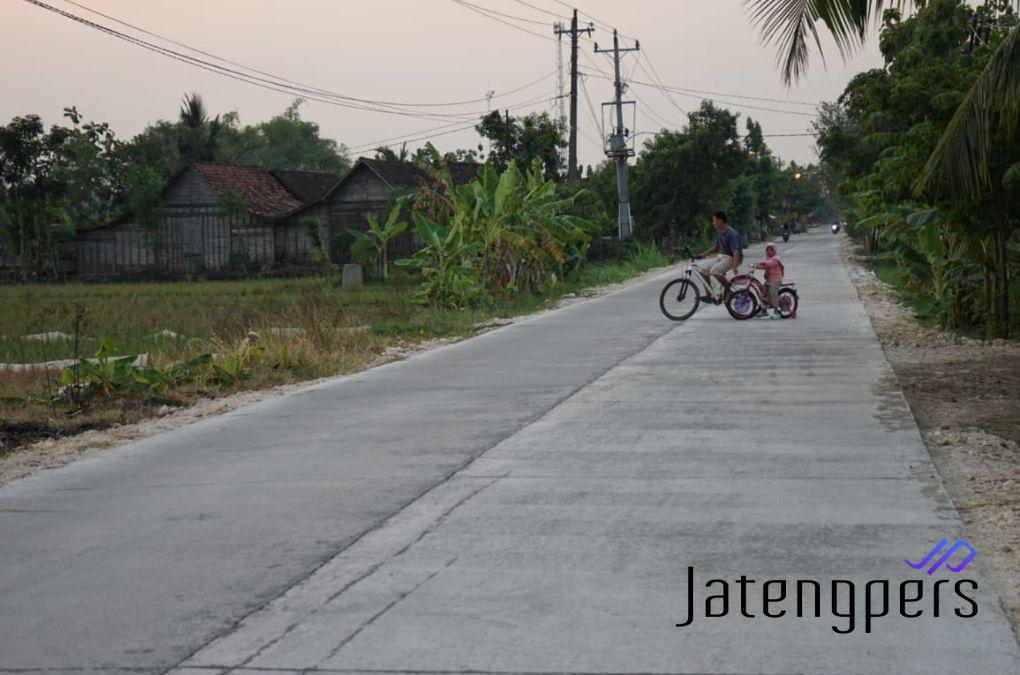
[
  {"xmin": 659, "ymin": 247, "xmax": 748, "ymax": 321},
  {"xmin": 726, "ymin": 268, "xmax": 800, "ymax": 320}
]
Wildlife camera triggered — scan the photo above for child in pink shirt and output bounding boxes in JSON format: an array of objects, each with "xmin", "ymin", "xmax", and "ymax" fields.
[{"xmin": 754, "ymin": 243, "xmax": 785, "ymax": 319}]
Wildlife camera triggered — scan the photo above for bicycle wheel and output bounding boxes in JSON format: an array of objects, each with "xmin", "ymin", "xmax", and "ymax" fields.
[
  {"xmin": 659, "ymin": 279, "xmax": 700, "ymax": 321},
  {"xmin": 778, "ymin": 289, "xmax": 799, "ymax": 318},
  {"xmin": 726, "ymin": 289, "xmax": 759, "ymax": 320}
]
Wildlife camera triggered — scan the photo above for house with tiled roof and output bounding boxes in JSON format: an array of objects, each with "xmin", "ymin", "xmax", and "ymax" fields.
[
  {"xmin": 298, "ymin": 157, "xmax": 480, "ymax": 263},
  {"xmin": 75, "ymin": 158, "xmax": 480, "ymax": 278},
  {"xmin": 76, "ymin": 163, "xmax": 340, "ymax": 277}
]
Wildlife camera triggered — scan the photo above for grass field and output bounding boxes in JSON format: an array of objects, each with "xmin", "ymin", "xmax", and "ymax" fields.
[{"xmin": 0, "ymin": 249, "xmax": 668, "ymax": 454}]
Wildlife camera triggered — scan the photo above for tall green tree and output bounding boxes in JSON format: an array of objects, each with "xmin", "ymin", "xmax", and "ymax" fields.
[
  {"xmin": 129, "ymin": 97, "xmax": 350, "ymax": 177},
  {"xmin": 476, "ymin": 110, "xmax": 565, "ymax": 178},
  {"xmin": 630, "ymin": 102, "xmax": 745, "ymax": 246},
  {"xmin": 748, "ymin": 0, "xmax": 1020, "ymax": 221},
  {"xmin": 220, "ymin": 100, "xmax": 350, "ymax": 174},
  {"xmin": 813, "ymin": 0, "xmax": 1018, "ymax": 337},
  {"xmin": 0, "ymin": 108, "xmax": 133, "ymax": 278}
]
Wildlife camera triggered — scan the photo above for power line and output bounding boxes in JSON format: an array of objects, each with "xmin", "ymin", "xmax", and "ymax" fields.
[
  {"xmin": 654, "ymin": 83, "xmax": 818, "ymax": 108},
  {"xmin": 545, "ymin": 0, "xmax": 636, "ymax": 40},
  {"xmin": 25, "ymin": 0, "xmax": 503, "ymax": 122},
  {"xmin": 544, "ymin": 0, "xmax": 819, "ymax": 108},
  {"xmin": 580, "ymin": 70, "xmax": 818, "ymax": 118},
  {"xmin": 636, "ymin": 52, "xmax": 687, "ymax": 117},
  {"xmin": 448, "ymin": 0, "xmax": 556, "ymax": 41},
  {"xmin": 350, "ymin": 92, "xmax": 566, "ymax": 153},
  {"xmin": 629, "ymin": 87, "xmax": 684, "ymax": 130},
  {"xmin": 350, "ymin": 122, "xmax": 482, "ymax": 155},
  {"xmin": 507, "ymin": 0, "xmax": 566, "ymax": 19},
  {"xmin": 578, "ymin": 75, "xmax": 603, "ymax": 139},
  {"xmin": 44, "ymin": 0, "xmax": 554, "ymax": 113},
  {"xmin": 583, "ymin": 69, "xmax": 819, "ymax": 111},
  {"xmin": 350, "ymin": 91, "xmax": 559, "ymax": 151},
  {"xmin": 451, "ymin": 0, "xmax": 550, "ymax": 26}
]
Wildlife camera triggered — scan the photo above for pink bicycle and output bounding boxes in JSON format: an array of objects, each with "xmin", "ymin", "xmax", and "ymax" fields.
[{"xmin": 725, "ymin": 268, "xmax": 799, "ymax": 320}]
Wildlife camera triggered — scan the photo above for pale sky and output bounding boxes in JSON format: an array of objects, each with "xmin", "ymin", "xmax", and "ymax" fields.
[{"xmin": 1, "ymin": 0, "xmax": 885, "ymax": 167}]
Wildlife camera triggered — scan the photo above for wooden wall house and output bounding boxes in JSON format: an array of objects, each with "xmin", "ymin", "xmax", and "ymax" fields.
[
  {"xmin": 299, "ymin": 158, "xmax": 480, "ymax": 263},
  {"xmin": 71, "ymin": 158, "xmax": 479, "ymax": 279},
  {"xmin": 76, "ymin": 164, "xmax": 338, "ymax": 278}
]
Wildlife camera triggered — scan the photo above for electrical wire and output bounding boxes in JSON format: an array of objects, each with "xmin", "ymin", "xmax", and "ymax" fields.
[
  {"xmin": 349, "ymin": 122, "xmax": 483, "ymax": 155},
  {"xmin": 350, "ymin": 91, "xmax": 559, "ymax": 151},
  {"xmin": 45, "ymin": 0, "xmax": 555, "ymax": 112},
  {"xmin": 545, "ymin": 0, "xmax": 819, "ymax": 108},
  {"xmin": 448, "ymin": 0, "xmax": 557, "ymax": 42},
  {"xmin": 545, "ymin": 0, "xmax": 637, "ymax": 40},
  {"xmin": 578, "ymin": 74, "xmax": 604, "ymax": 139},
  {"xmin": 636, "ymin": 52, "xmax": 687, "ymax": 117},
  {"xmin": 629, "ymin": 87, "xmax": 684, "ymax": 130},
  {"xmin": 652, "ymin": 83, "xmax": 818, "ymax": 108},
  {"xmin": 507, "ymin": 0, "xmax": 566, "ymax": 19},
  {"xmin": 580, "ymin": 70, "xmax": 818, "ymax": 118},
  {"xmin": 451, "ymin": 0, "xmax": 550, "ymax": 26},
  {"xmin": 350, "ymin": 92, "xmax": 566, "ymax": 153},
  {"xmin": 26, "ymin": 0, "xmax": 503, "ymax": 122}
]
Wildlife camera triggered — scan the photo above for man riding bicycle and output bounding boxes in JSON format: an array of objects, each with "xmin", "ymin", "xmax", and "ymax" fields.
[{"xmin": 697, "ymin": 211, "xmax": 743, "ymax": 300}]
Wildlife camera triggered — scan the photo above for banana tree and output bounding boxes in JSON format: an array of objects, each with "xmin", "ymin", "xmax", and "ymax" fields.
[
  {"xmin": 350, "ymin": 203, "xmax": 408, "ymax": 280},
  {"xmin": 395, "ymin": 213, "xmax": 483, "ymax": 308},
  {"xmin": 453, "ymin": 161, "xmax": 591, "ymax": 294}
]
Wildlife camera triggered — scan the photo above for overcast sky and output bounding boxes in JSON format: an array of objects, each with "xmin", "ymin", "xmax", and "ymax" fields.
[{"xmin": 2, "ymin": 0, "xmax": 884, "ymax": 167}]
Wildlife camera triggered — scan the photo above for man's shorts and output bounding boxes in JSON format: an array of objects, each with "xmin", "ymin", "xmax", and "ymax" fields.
[{"xmin": 709, "ymin": 254, "xmax": 734, "ymax": 276}]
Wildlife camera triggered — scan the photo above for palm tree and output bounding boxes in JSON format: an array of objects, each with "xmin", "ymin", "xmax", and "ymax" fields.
[
  {"xmin": 177, "ymin": 93, "xmax": 222, "ymax": 163},
  {"xmin": 373, "ymin": 143, "xmax": 409, "ymax": 162},
  {"xmin": 747, "ymin": 0, "xmax": 1019, "ymax": 200}
]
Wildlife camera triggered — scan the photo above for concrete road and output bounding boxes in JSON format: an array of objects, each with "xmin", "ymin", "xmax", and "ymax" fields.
[{"xmin": 1, "ymin": 231, "xmax": 1017, "ymax": 675}]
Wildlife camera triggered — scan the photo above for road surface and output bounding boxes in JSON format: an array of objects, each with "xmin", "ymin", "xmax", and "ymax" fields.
[{"xmin": 1, "ymin": 230, "xmax": 1017, "ymax": 674}]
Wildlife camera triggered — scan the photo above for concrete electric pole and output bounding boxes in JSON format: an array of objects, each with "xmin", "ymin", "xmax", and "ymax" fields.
[
  {"xmin": 595, "ymin": 29, "xmax": 639, "ymax": 238},
  {"xmin": 555, "ymin": 10, "xmax": 593, "ymax": 181}
]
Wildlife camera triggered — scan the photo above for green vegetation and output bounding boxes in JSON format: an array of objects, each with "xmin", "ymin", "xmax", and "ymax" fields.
[
  {"xmin": 475, "ymin": 110, "xmax": 566, "ymax": 178},
  {"xmin": 583, "ymin": 102, "xmax": 837, "ymax": 249},
  {"xmin": 0, "ymin": 58, "xmax": 831, "ymax": 452},
  {"xmin": 0, "ymin": 244, "xmax": 666, "ymax": 454},
  {"xmin": 0, "ymin": 94, "xmax": 350, "ymax": 280},
  {"xmin": 811, "ymin": 0, "xmax": 1019, "ymax": 338},
  {"xmin": 399, "ymin": 160, "xmax": 592, "ymax": 307},
  {"xmin": 351, "ymin": 204, "xmax": 409, "ymax": 281}
]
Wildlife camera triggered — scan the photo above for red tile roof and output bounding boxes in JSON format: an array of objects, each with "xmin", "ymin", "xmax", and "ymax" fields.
[{"xmin": 193, "ymin": 164, "xmax": 304, "ymax": 219}]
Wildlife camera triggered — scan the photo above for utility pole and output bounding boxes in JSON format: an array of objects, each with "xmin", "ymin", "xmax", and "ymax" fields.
[
  {"xmin": 553, "ymin": 22, "xmax": 566, "ymax": 134},
  {"xmin": 595, "ymin": 29, "xmax": 639, "ymax": 238},
  {"xmin": 554, "ymin": 11, "xmax": 593, "ymax": 181}
]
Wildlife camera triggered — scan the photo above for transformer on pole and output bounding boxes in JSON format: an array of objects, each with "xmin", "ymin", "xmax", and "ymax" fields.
[{"xmin": 595, "ymin": 30, "xmax": 639, "ymax": 238}]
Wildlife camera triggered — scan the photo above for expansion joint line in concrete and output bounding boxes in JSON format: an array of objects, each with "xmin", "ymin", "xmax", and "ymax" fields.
[
  {"xmin": 224, "ymin": 477, "xmax": 503, "ymax": 673},
  {"xmin": 167, "ymin": 320, "xmax": 686, "ymax": 675},
  {"xmin": 317, "ymin": 556, "xmax": 460, "ymax": 667}
]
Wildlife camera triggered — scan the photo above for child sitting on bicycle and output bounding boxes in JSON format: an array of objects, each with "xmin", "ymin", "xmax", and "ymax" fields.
[{"xmin": 754, "ymin": 242, "xmax": 785, "ymax": 319}]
